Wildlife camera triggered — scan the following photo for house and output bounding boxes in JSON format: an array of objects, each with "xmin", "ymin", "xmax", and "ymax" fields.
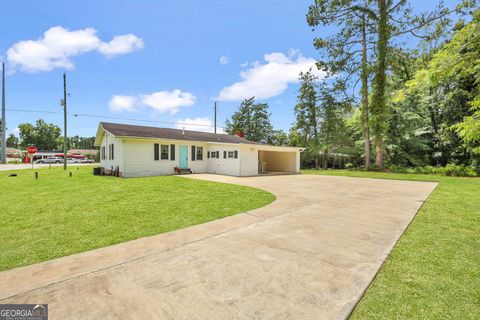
[{"xmin": 94, "ymin": 122, "xmax": 304, "ymax": 178}]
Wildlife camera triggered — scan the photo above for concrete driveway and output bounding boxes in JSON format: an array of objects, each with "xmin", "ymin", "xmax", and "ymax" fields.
[{"xmin": 0, "ymin": 174, "xmax": 436, "ymax": 319}]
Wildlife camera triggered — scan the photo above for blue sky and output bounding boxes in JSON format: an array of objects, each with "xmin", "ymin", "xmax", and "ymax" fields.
[{"xmin": 0, "ymin": 0, "xmax": 459, "ymax": 138}]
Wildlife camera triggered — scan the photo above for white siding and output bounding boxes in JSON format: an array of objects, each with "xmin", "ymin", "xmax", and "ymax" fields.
[
  {"xmin": 206, "ymin": 144, "xmax": 240, "ymax": 176},
  {"xmin": 99, "ymin": 131, "xmax": 124, "ymax": 174},
  {"xmin": 239, "ymin": 146, "xmax": 258, "ymax": 176},
  {"xmin": 295, "ymin": 150, "xmax": 301, "ymax": 173},
  {"xmin": 122, "ymin": 138, "xmax": 208, "ymax": 178}
]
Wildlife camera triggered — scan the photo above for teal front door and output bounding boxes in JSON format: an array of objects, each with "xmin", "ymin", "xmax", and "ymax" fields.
[{"xmin": 179, "ymin": 145, "xmax": 188, "ymax": 168}]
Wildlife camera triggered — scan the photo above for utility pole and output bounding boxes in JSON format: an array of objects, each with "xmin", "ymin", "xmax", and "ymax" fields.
[
  {"xmin": 63, "ymin": 72, "xmax": 67, "ymax": 170},
  {"xmin": 214, "ymin": 101, "xmax": 218, "ymax": 134},
  {"xmin": 1, "ymin": 62, "xmax": 6, "ymax": 164}
]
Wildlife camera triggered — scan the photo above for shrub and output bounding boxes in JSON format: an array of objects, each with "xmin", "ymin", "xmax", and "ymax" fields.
[{"xmin": 388, "ymin": 165, "xmax": 479, "ymax": 177}]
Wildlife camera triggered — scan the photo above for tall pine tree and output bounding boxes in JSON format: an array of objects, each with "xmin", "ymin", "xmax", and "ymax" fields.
[{"xmin": 293, "ymin": 70, "xmax": 321, "ymax": 168}]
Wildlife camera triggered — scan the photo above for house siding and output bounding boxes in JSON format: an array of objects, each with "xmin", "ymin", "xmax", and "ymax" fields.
[
  {"xmin": 206, "ymin": 144, "xmax": 240, "ymax": 176},
  {"xmin": 239, "ymin": 146, "xmax": 258, "ymax": 176},
  {"xmin": 99, "ymin": 131, "xmax": 124, "ymax": 175},
  {"xmin": 122, "ymin": 138, "xmax": 209, "ymax": 178}
]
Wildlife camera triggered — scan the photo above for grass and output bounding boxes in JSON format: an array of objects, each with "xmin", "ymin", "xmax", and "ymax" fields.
[
  {"xmin": 303, "ymin": 169, "xmax": 480, "ymax": 319},
  {"xmin": 0, "ymin": 166, "xmax": 275, "ymax": 271}
]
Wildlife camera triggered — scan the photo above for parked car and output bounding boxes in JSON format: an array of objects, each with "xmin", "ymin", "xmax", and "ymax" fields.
[
  {"xmin": 80, "ymin": 158, "xmax": 95, "ymax": 163},
  {"xmin": 36, "ymin": 157, "xmax": 64, "ymax": 164},
  {"xmin": 67, "ymin": 158, "xmax": 81, "ymax": 164}
]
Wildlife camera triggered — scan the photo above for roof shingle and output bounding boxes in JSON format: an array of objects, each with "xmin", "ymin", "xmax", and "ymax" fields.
[{"xmin": 100, "ymin": 122, "xmax": 260, "ymax": 145}]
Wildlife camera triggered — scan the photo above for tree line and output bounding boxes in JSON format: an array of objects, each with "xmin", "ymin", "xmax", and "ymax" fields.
[
  {"xmin": 225, "ymin": 1, "xmax": 480, "ymax": 171},
  {"xmin": 5, "ymin": 119, "xmax": 96, "ymax": 150}
]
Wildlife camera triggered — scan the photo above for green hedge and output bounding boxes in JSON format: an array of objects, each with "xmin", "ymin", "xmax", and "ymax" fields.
[{"xmin": 388, "ymin": 164, "xmax": 479, "ymax": 177}]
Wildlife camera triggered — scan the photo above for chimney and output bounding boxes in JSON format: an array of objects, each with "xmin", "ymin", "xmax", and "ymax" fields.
[{"xmin": 235, "ymin": 131, "xmax": 245, "ymax": 138}]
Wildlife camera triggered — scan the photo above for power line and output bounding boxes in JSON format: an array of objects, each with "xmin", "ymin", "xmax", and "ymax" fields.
[{"xmin": 4, "ymin": 107, "xmax": 227, "ymax": 129}]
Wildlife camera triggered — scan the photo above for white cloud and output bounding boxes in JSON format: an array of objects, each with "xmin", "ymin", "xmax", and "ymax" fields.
[
  {"xmin": 108, "ymin": 95, "xmax": 138, "ymax": 113},
  {"xmin": 98, "ymin": 34, "xmax": 144, "ymax": 58},
  {"xmin": 219, "ymin": 55, "xmax": 229, "ymax": 65},
  {"xmin": 217, "ymin": 50, "xmax": 324, "ymax": 101},
  {"xmin": 175, "ymin": 117, "xmax": 223, "ymax": 133},
  {"xmin": 7, "ymin": 26, "xmax": 144, "ymax": 72},
  {"xmin": 11, "ymin": 127, "xmax": 20, "ymax": 136},
  {"xmin": 141, "ymin": 89, "xmax": 196, "ymax": 115},
  {"xmin": 109, "ymin": 89, "xmax": 196, "ymax": 115}
]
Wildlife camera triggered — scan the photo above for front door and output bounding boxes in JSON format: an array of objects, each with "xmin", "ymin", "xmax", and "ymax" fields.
[{"xmin": 179, "ymin": 145, "xmax": 188, "ymax": 168}]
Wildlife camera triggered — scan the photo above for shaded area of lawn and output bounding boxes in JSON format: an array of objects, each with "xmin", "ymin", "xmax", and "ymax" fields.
[
  {"xmin": 303, "ymin": 169, "xmax": 480, "ymax": 319},
  {"xmin": 0, "ymin": 166, "xmax": 275, "ymax": 271}
]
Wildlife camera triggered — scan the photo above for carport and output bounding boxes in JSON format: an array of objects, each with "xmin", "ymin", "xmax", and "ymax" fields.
[{"xmin": 258, "ymin": 147, "xmax": 301, "ymax": 175}]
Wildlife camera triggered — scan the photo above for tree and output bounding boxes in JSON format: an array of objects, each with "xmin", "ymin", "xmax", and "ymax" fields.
[
  {"xmin": 293, "ymin": 70, "xmax": 321, "ymax": 167},
  {"xmin": 225, "ymin": 97, "xmax": 273, "ymax": 143},
  {"xmin": 268, "ymin": 129, "xmax": 289, "ymax": 146},
  {"xmin": 307, "ymin": 0, "xmax": 376, "ymax": 168},
  {"xmin": 67, "ymin": 136, "xmax": 96, "ymax": 149},
  {"xmin": 370, "ymin": 0, "xmax": 476, "ymax": 168},
  {"xmin": 307, "ymin": 0, "xmax": 476, "ymax": 168},
  {"xmin": 393, "ymin": 10, "xmax": 480, "ymax": 166},
  {"xmin": 318, "ymin": 82, "xmax": 354, "ymax": 168},
  {"xmin": 6, "ymin": 134, "xmax": 19, "ymax": 148},
  {"xmin": 18, "ymin": 119, "xmax": 61, "ymax": 150}
]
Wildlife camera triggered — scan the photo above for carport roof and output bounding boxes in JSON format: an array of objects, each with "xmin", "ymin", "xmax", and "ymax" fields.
[{"xmin": 96, "ymin": 122, "xmax": 262, "ymax": 145}]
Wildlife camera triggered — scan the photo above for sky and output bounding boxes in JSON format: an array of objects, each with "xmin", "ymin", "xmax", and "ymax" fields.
[{"xmin": 0, "ymin": 0, "xmax": 459, "ymax": 138}]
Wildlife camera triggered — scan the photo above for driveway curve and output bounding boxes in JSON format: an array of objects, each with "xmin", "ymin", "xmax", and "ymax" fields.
[{"xmin": 0, "ymin": 174, "xmax": 436, "ymax": 319}]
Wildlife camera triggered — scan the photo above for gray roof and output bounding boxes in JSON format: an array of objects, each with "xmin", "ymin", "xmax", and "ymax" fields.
[{"xmin": 100, "ymin": 122, "xmax": 260, "ymax": 145}]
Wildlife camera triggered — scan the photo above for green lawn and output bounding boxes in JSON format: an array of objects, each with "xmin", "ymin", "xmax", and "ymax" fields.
[
  {"xmin": 0, "ymin": 166, "xmax": 275, "ymax": 271},
  {"xmin": 303, "ymin": 169, "xmax": 480, "ymax": 319}
]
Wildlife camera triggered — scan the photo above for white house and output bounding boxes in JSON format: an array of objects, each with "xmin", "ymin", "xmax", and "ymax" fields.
[{"xmin": 94, "ymin": 122, "xmax": 304, "ymax": 178}]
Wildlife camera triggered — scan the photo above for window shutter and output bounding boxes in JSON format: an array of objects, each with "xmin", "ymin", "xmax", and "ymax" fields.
[
  {"xmin": 111, "ymin": 144, "xmax": 114, "ymax": 160},
  {"xmin": 216, "ymin": 151, "xmax": 219, "ymax": 158},
  {"xmin": 207, "ymin": 151, "xmax": 210, "ymax": 158},
  {"xmin": 191, "ymin": 146, "xmax": 196, "ymax": 161},
  {"xmin": 154, "ymin": 144, "xmax": 159, "ymax": 160},
  {"xmin": 223, "ymin": 151, "xmax": 226, "ymax": 159},
  {"xmin": 170, "ymin": 144, "xmax": 175, "ymax": 161},
  {"xmin": 234, "ymin": 150, "xmax": 238, "ymax": 159}
]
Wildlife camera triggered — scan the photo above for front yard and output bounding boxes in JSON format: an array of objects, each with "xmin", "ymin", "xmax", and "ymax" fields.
[
  {"xmin": 0, "ymin": 166, "xmax": 275, "ymax": 271},
  {"xmin": 303, "ymin": 169, "xmax": 480, "ymax": 319}
]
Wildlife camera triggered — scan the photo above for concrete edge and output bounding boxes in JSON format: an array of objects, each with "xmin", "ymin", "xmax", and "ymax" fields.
[{"xmin": 343, "ymin": 181, "xmax": 439, "ymax": 319}]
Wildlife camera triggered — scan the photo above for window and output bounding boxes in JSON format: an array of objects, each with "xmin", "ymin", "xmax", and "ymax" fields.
[
  {"xmin": 154, "ymin": 144, "xmax": 159, "ymax": 160},
  {"xmin": 228, "ymin": 151, "xmax": 234, "ymax": 158},
  {"xmin": 234, "ymin": 150, "xmax": 238, "ymax": 159},
  {"xmin": 191, "ymin": 146, "xmax": 196, "ymax": 161},
  {"xmin": 161, "ymin": 145, "xmax": 169, "ymax": 160},
  {"xmin": 170, "ymin": 144, "xmax": 175, "ymax": 161},
  {"xmin": 210, "ymin": 151, "xmax": 217, "ymax": 158},
  {"xmin": 207, "ymin": 151, "xmax": 210, "ymax": 158},
  {"xmin": 196, "ymin": 147, "xmax": 203, "ymax": 160},
  {"xmin": 108, "ymin": 144, "xmax": 114, "ymax": 160},
  {"xmin": 223, "ymin": 151, "xmax": 227, "ymax": 159},
  {"xmin": 101, "ymin": 146, "xmax": 106, "ymax": 160}
]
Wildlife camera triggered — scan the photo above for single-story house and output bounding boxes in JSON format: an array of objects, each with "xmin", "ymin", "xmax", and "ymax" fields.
[{"xmin": 94, "ymin": 122, "xmax": 304, "ymax": 178}]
